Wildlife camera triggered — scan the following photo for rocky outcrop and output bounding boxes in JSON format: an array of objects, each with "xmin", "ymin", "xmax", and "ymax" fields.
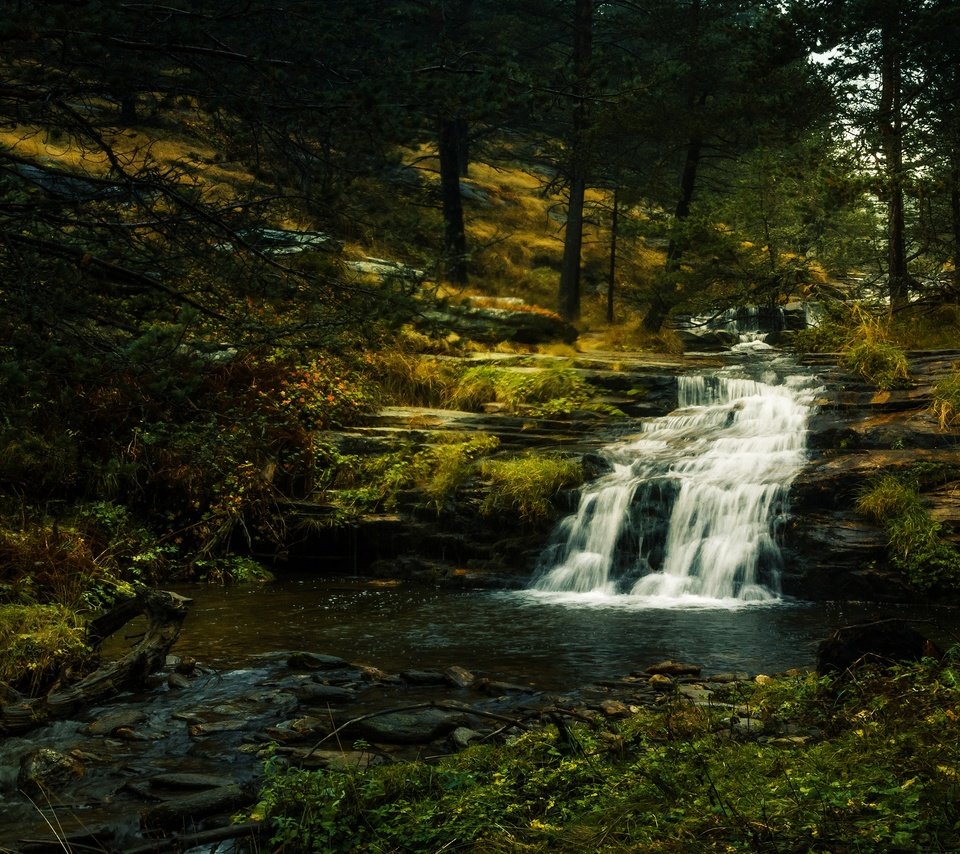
[
  {"xmin": 783, "ymin": 350, "xmax": 960, "ymax": 601},
  {"xmin": 419, "ymin": 304, "xmax": 578, "ymax": 345}
]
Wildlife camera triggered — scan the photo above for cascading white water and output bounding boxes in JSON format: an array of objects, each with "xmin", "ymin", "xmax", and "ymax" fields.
[{"xmin": 533, "ymin": 356, "xmax": 822, "ymax": 604}]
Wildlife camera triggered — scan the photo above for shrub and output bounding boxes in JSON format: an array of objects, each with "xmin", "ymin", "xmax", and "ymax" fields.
[
  {"xmin": 0, "ymin": 603, "xmax": 90, "ymax": 695},
  {"xmin": 445, "ymin": 363, "xmax": 595, "ymax": 415},
  {"xmin": 840, "ymin": 308, "xmax": 909, "ymax": 390},
  {"xmin": 480, "ymin": 453, "xmax": 582, "ymax": 522}
]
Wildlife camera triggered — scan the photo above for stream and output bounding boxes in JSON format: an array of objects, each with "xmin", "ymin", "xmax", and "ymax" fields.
[{"xmin": 4, "ymin": 341, "xmax": 960, "ymax": 850}]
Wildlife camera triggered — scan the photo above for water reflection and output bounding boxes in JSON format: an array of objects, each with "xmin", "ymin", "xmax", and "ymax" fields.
[{"xmin": 167, "ymin": 577, "xmax": 960, "ymax": 690}]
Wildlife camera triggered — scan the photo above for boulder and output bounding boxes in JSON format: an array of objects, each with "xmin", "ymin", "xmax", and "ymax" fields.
[
  {"xmin": 816, "ymin": 619, "xmax": 940, "ymax": 676},
  {"xmin": 350, "ymin": 709, "xmax": 468, "ymax": 744},
  {"xmin": 17, "ymin": 748, "xmax": 85, "ymax": 798},
  {"xmin": 644, "ymin": 660, "xmax": 702, "ymax": 677}
]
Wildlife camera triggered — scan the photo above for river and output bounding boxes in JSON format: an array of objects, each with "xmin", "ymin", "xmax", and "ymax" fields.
[{"xmin": 167, "ymin": 577, "xmax": 960, "ymax": 688}]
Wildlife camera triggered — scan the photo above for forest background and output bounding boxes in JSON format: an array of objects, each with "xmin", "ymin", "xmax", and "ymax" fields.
[{"xmin": 3, "ymin": 0, "xmax": 960, "ymax": 701}]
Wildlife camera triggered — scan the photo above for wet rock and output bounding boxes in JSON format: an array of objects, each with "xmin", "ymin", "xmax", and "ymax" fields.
[
  {"xmin": 401, "ymin": 669, "xmax": 448, "ymax": 686},
  {"xmin": 648, "ymin": 674, "xmax": 673, "ymax": 690},
  {"xmin": 167, "ymin": 672, "xmax": 191, "ymax": 690},
  {"xmin": 149, "ymin": 772, "xmax": 237, "ymax": 790},
  {"xmin": 17, "ymin": 748, "xmax": 85, "ymax": 797},
  {"xmin": 287, "ymin": 652, "xmax": 351, "ymax": 670},
  {"xmin": 677, "ymin": 684, "xmax": 713, "ymax": 703},
  {"xmin": 445, "ymin": 665, "xmax": 476, "ymax": 688},
  {"xmin": 675, "ymin": 329, "xmax": 739, "ymax": 352},
  {"xmin": 450, "ymin": 726, "xmax": 482, "ymax": 749},
  {"xmin": 476, "ymin": 679, "xmax": 537, "ymax": 696},
  {"xmin": 816, "ymin": 618, "xmax": 940, "ymax": 676},
  {"xmin": 292, "ymin": 683, "xmax": 356, "ymax": 704},
  {"xmin": 707, "ymin": 672, "xmax": 749, "ymax": 684},
  {"xmin": 82, "ymin": 708, "xmax": 146, "ymax": 735},
  {"xmin": 140, "ymin": 784, "xmax": 248, "ymax": 830},
  {"xmin": 188, "ymin": 719, "xmax": 249, "ymax": 737},
  {"xmin": 350, "ymin": 709, "xmax": 468, "ymax": 744},
  {"xmin": 597, "ymin": 699, "xmax": 631, "ymax": 719},
  {"xmin": 265, "ymin": 715, "xmax": 331, "ymax": 743},
  {"xmin": 644, "ymin": 660, "xmax": 702, "ymax": 677}
]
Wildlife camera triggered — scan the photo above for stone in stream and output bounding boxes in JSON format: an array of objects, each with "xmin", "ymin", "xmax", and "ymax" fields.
[
  {"xmin": 291, "ymin": 683, "xmax": 356, "ymax": 704},
  {"xmin": 287, "ymin": 651, "xmax": 351, "ymax": 670},
  {"xmin": 148, "ymin": 772, "xmax": 238, "ymax": 790},
  {"xmin": 643, "ymin": 660, "xmax": 703, "ymax": 677},
  {"xmin": 445, "ymin": 665, "xmax": 476, "ymax": 688},
  {"xmin": 400, "ymin": 669, "xmax": 448, "ymax": 686},
  {"xmin": 349, "ymin": 708, "xmax": 469, "ymax": 744},
  {"xmin": 81, "ymin": 708, "xmax": 147, "ymax": 735},
  {"xmin": 140, "ymin": 784, "xmax": 249, "ymax": 830},
  {"xmin": 17, "ymin": 747, "xmax": 85, "ymax": 797},
  {"xmin": 265, "ymin": 715, "xmax": 332, "ymax": 743}
]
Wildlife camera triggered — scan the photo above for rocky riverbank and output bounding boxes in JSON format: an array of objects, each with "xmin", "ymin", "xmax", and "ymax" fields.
[
  {"xmin": 784, "ymin": 349, "xmax": 960, "ymax": 601},
  {"xmin": 1, "ymin": 644, "xmax": 780, "ymax": 852}
]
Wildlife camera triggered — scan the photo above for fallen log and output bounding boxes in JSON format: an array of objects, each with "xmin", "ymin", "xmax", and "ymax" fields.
[{"xmin": 0, "ymin": 588, "xmax": 192, "ymax": 734}]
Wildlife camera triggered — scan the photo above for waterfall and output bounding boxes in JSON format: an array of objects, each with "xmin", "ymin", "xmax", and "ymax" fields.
[{"xmin": 532, "ymin": 357, "xmax": 821, "ymax": 604}]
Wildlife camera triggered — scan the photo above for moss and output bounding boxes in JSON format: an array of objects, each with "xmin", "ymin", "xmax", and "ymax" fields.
[{"xmin": 0, "ymin": 603, "xmax": 90, "ymax": 695}]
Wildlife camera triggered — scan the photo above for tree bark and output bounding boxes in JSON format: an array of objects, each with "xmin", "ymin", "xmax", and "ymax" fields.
[
  {"xmin": 879, "ymin": 16, "xmax": 910, "ymax": 309},
  {"xmin": 606, "ymin": 186, "xmax": 619, "ymax": 324},
  {"xmin": 642, "ymin": 0, "xmax": 704, "ymax": 333},
  {"xmin": 557, "ymin": 0, "xmax": 593, "ymax": 323},
  {"xmin": 951, "ymin": 160, "xmax": 960, "ymax": 296},
  {"xmin": 0, "ymin": 589, "xmax": 192, "ymax": 735},
  {"xmin": 438, "ymin": 117, "xmax": 468, "ymax": 284}
]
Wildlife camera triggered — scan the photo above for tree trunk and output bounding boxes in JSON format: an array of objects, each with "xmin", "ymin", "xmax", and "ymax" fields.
[
  {"xmin": 642, "ymin": 125, "xmax": 704, "ymax": 333},
  {"xmin": 557, "ymin": 0, "xmax": 593, "ymax": 322},
  {"xmin": 607, "ymin": 186, "xmax": 619, "ymax": 324},
  {"xmin": 951, "ymin": 161, "xmax": 960, "ymax": 296},
  {"xmin": 880, "ymin": 18, "xmax": 910, "ymax": 309},
  {"xmin": 0, "ymin": 589, "xmax": 191, "ymax": 735},
  {"xmin": 456, "ymin": 116, "xmax": 470, "ymax": 176},
  {"xmin": 642, "ymin": 0, "xmax": 704, "ymax": 333},
  {"xmin": 438, "ymin": 117, "xmax": 468, "ymax": 285}
]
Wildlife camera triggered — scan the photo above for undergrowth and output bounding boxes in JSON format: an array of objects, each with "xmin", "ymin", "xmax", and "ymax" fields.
[
  {"xmin": 856, "ymin": 468, "xmax": 960, "ymax": 591},
  {"xmin": 255, "ymin": 653, "xmax": 960, "ymax": 852},
  {"xmin": 480, "ymin": 454, "xmax": 582, "ymax": 522}
]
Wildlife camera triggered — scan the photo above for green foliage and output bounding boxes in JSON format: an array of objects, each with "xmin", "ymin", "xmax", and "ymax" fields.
[
  {"xmin": 327, "ymin": 434, "xmax": 500, "ymax": 517},
  {"xmin": 480, "ymin": 454, "xmax": 582, "ymax": 523},
  {"xmin": 257, "ymin": 655, "xmax": 960, "ymax": 853},
  {"xmin": 857, "ymin": 472, "xmax": 960, "ymax": 591},
  {"xmin": 931, "ymin": 370, "xmax": 960, "ymax": 430},
  {"xmin": 0, "ymin": 603, "xmax": 90, "ymax": 695},
  {"xmin": 445, "ymin": 363, "xmax": 596, "ymax": 415},
  {"xmin": 840, "ymin": 308, "xmax": 910, "ymax": 390}
]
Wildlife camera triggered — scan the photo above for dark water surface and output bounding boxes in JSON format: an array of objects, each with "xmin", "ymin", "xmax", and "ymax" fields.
[{"xmin": 167, "ymin": 576, "xmax": 960, "ymax": 688}]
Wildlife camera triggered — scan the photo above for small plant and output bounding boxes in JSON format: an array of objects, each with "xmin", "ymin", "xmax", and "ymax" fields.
[
  {"xmin": 480, "ymin": 453, "xmax": 582, "ymax": 522},
  {"xmin": 930, "ymin": 371, "xmax": 960, "ymax": 430},
  {"xmin": 840, "ymin": 307, "xmax": 909, "ymax": 390},
  {"xmin": 857, "ymin": 473, "xmax": 960, "ymax": 591}
]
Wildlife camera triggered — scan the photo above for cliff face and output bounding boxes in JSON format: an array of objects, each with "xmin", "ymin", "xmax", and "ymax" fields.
[{"xmin": 782, "ymin": 350, "xmax": 960, "ymax": 602}]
